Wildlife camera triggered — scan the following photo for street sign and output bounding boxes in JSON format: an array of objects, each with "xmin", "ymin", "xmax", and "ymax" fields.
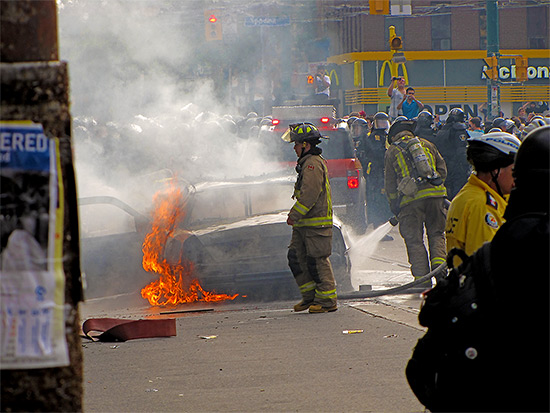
[{"xmin": 244, "ymin": 16, "xmax": 290, "ymax": 27}]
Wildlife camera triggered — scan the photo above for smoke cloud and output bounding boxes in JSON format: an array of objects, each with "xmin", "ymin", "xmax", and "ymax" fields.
[{"xmin": 58, "ymin": 0, "xmax": 285, "ymax": 206}]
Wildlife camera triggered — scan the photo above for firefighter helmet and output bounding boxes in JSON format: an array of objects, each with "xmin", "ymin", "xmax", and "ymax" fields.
[
  {"xmin": 466, "ymin": 131, "xmax": 521, "ymax": 172},
  {"xmin": 388, "ymin": 118, "xmax": 416, "ymax": 142},
  {"xmin": 282, "ymin": 122, "xmax": 324, "ymax": 145}
]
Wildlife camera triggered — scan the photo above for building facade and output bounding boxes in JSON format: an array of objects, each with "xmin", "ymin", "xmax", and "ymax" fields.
[{"xmin": 309, "ymin": 1, "xmax": 549, "ymax": 119}]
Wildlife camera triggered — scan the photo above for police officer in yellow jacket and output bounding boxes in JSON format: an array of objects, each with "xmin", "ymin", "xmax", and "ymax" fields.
[
  {"xmin": 284, "ymin": 122, "xmax": 337, "ymax": 313},
  {"xmin": 445, "ymin": 131, "xmax": 521, "ymax": 255},
  {"xmin": 384, "ymin": 118, "xmax": 448, "ymax": 283}
]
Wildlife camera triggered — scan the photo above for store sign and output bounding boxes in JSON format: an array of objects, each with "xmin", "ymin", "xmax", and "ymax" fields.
[{"xmin": 481, "ymin": 64, "xmax": 550, "ymax": 80}]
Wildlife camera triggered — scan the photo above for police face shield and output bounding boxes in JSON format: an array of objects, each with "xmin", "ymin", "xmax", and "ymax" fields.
[
  {"xmin": 350, "ymin": 122, "xmax": 366, "ymax": 138},
  {"xmin": 374, "ymin": 118, "xmax": 390, "ymax": 131}
]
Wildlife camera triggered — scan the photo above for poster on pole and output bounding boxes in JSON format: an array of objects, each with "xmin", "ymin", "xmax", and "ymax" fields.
[{"xmin": 0, "ymin": 121, "xmax": 69, "ymax": 369}]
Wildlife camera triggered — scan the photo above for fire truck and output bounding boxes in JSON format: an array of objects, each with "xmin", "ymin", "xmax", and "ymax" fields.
[{"xmin": 261, "ymin": 105, "xmax": 368, "ymax": 234}]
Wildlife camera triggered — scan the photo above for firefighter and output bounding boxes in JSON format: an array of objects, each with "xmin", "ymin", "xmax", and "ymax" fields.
[
  {"xmin": 434, "ymin": 108, "xmax": 471, "ymax": 200},
  {"xmin": 384, "ymin": 118, "xmax": 448, "ymax": 284},
  {"xmin": 363, "ymin": 112, "xmax": 393, "ymax": 233},
  {"xmin": 283, "ymin": 122, "xmax": 337, "ymax": 313},
  {"xmin": 445, "ymin": 131, "xmax": 521, "ymax": 255}
]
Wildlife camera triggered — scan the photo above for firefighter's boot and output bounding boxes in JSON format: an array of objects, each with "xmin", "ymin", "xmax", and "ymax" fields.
[
  {"xmin": 293, "ymin": 300, "xmax": 313, "ymax": 312},
  {"xmin": 308, "ymin": 304, "xmax": 338, "ymax": 313}
]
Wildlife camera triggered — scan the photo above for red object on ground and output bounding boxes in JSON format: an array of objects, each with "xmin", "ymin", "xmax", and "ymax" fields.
[{"xmin": 82, "ymin": 318, "xmax": 176, "ymax": 342}]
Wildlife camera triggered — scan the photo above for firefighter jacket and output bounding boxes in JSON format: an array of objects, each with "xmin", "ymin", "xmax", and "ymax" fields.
[
  {"xmin": 445, "ymin": 173, "xmax": 508, "ymax": 256},
  {"xmin": 289, "ymin": 151, "xmax": 333, "ymax": 228},
  {"xmin": 384, "ymin": 132, "xmax": 447, "ymax": 211}
]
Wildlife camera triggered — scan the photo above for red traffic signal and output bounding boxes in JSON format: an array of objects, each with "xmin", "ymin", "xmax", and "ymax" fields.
[{"xmin": 208, "ymin": 14, "xmax": 217, "ymax": 23}]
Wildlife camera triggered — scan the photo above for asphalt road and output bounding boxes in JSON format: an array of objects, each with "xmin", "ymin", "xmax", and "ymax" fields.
[{"xmin": 79, "ymin": 226, "xmax": 430, "ymax": 412}]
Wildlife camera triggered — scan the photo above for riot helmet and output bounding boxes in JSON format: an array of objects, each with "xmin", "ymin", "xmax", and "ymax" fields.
[
  {"xmin": 373, "ymin": 112, "xmax": 390, "ymax": 131},
  {"xmin": 447, "ymin": 108, "xmax": 465, "ymax": 123},
  {"xmin": 491, "ymin": 117, "xmax": 505, "ymax": 130},
  {"xmin": 521, "ymin": 116, "xmax": 550, "ymax": 140},
  {"xmin": 500, "ymin": 119, "xmax": 520, "ymax": 136},
  {"xmin": 350, "ymin": 117, "xmax": 369, "ymax": 139},
  {"xmin": 347, "ymin": 116, "xmax": 359, "ymax": 129},
  {"xmin": 416, "ymin": 110, "xmax": 434, "ymax": 128},
  {"xmin": 282, "ymin": 122, "xmax": 324, "ymax": 146}
]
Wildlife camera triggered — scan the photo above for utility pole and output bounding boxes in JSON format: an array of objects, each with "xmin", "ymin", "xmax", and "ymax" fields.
[
  {"xmin": 486, "ymin": 0, "xmax": 500, "ymax": 121},
  {"xmin": 1, "ymin": 1, "xmax": 83, "ymax": 410}
]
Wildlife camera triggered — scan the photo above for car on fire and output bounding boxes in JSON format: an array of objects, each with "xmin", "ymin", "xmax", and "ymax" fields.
[
  {"xmin": 79, "ymin": 175, "xmax": 353, "ymax": 300},
  {"xmin": 259, "ymin": 105, "xmax": 368, "ymax": 233}
]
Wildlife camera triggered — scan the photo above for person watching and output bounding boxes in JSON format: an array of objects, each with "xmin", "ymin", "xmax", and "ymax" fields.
[
  {"xmin": 397, "ymin": 87, "xmax": 424, "ymax": 119},
  {"xmin": 387, "ymin": 76, "xmax": 406, "ymax": 120}
]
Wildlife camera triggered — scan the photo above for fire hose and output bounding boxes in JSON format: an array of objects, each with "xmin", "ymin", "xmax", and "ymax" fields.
[{"xmin": 338, "ymin": 262, "xmax": 448, "ymax": 300}]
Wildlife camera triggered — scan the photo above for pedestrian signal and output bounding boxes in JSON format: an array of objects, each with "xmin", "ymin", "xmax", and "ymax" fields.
[
  {"xmin": 204, "ymin": 10, "xmax": 222, "ymax": 41},
  {"xmin": 483, "ymin": 55, "xmax": 498, "ymax": 81},
  {"xmin": 307, "ymin": 75, "xmax": 314, "ymax": 84},
  {"xmin": 515, "ymin": 56, "xmax": 528, "ymax": 82}
]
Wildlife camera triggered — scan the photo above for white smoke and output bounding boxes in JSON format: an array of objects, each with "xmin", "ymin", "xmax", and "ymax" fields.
[{"xmin": 58, "ymin": 0, "xmax": 280, "ymax": 207}]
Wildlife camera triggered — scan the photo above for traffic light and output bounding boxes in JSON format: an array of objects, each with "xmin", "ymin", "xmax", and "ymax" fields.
[
  {"xmin": 515, "ymin": 56, "xmax": 528, "ymax": 82},
  {"xmin": 204, "ymin": 10, "xmax": 222, "ymax": 41},
  {"xmin": 369, "ymin": 0, "xmax": 390, "ymax": 15},
  {"xmin": 483, "ymin": 55, "xmax": 498, "ymax": 81},
  {"xmin": 389, "ymin": 25, "xmax": 402, "ymax": 51}
]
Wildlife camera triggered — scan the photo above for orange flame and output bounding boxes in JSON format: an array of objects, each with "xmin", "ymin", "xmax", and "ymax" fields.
[{"xmin": 140, "ymin": 181, "xmax": 238, "ymax": 306}]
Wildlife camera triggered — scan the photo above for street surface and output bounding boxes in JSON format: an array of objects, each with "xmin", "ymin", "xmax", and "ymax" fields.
[{"xmin": 79, "ymin": 225, "xmax": 428, "ymax": 412}]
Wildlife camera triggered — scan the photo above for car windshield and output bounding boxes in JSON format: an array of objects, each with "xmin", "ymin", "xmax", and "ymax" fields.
[{"xmin": 185, "ymin": 180, "xmax": 295, "ymax": 229}]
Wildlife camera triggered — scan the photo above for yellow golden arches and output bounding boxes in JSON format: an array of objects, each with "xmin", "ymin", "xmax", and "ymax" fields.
[
  {"xmin": 328, "ymin": 69, "xmax": 339, "ymax": 86},
  {"xmin": 379, "ymin": 60, "xmax": 409, "ymax": 86}
]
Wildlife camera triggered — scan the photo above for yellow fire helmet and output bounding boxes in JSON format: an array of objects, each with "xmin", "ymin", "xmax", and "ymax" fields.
[{"xmin": 281, "ymin": 122, "xmax": 324, "ymax": 145}]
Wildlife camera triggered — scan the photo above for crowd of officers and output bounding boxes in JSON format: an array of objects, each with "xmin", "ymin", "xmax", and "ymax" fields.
[{"xmin": 344, "ymin": 107, "xmax": 549, "ymax": 285}]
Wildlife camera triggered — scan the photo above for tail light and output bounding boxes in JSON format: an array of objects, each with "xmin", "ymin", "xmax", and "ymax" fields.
[
  {"xmin": 320, "ymin": 117, "xmax": 330, "ymax": 124},
  {"xmin": 347, "ymin": 171, "xmax": 360, "ymax": 189},
  {"xmin": 272, "ymin": 119, "xmax": 280, "ymax": 125}
]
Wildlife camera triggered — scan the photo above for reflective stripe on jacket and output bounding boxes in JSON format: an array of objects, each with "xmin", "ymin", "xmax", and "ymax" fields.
[
  {"xmin": 384, "ymin": 133, "xmax": 447, "ymax": 208},
  {"xmin": 289, "ymin": 153, "xmax": 333, "ymax": 228}
]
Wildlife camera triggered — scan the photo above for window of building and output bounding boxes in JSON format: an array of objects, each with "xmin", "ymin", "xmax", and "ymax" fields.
[
  {"xmin": 431, "ymin": 13, "xmax": 451, "ymax": 50},
  {"xmin": 527, "ymin": 6, "xmax": 548, "ymax": 49},
  {"xmin": 479, "ymin": 8, "xmax": 487, "ymax": 49}
]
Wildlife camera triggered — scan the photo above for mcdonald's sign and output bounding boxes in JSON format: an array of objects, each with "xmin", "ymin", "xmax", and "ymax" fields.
[{"xmin": 379, "ymin": 59, "xmax": 408, "ymax": 86}]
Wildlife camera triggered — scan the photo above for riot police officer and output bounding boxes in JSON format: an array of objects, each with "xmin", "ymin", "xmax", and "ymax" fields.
[
  {"xmin": 363, "ymin": 112, "xmax": 393, "ymax": 231},
  {"xmin": 434, "ymin": 108, "xmax": 471, "ymax": 199},
  {"xmin": 414, "ymin": 110, "xmax": 437, "ymax": 144}
]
